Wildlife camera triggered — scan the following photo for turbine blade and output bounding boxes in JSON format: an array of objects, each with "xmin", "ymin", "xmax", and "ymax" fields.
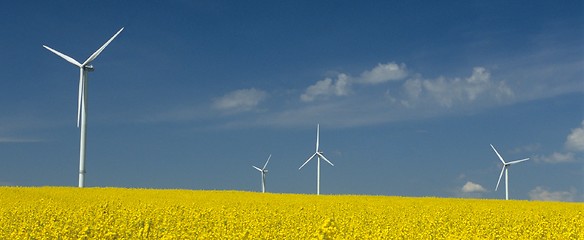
[
  {"xmin": 490, "ymin": 144, "xmax": 506, "ymax": 164},
  {"xmin": 317, "ymin": 152, "xmax": 334, "ymax": 166},
  {"xmin": 43, "ymin": 45, "xmax": 82, "ymax": 67},
  {"xmin": 495, "ymin": 166, "xmax": 505, "ymax": 191},
  {"xmin": 252, "ymin": 166, "xmax": 262, "ymax": 172},
  {"xmin": 316, "ymin": 124, "xmax": 320, "ymax": 152},
  {"xmin": 77, "ymin": 69, "xmax": 84, "ymax": 127},
  {"xmin": 263, "ymin": 154, "xmax": 271, "ymax": 170},
  {"xmin": 299, "ymin": 153, "xmax": 317, "ymax": 170},
  {"xmin": 507, "ymin": 158, "xmax": 530, "ymax": 165},
  {"xmin": 82, "ymin": 27, "xmax": 124, "ymax": 66}
]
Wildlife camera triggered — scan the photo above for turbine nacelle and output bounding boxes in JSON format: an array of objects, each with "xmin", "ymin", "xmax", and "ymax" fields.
[
  {"xmin": 84, "ymin": 65, "xmax": 94, "ymax": 72},
  {"xmin": 253, "ymin": 166, "xmax": 268, "ymax": 174}
]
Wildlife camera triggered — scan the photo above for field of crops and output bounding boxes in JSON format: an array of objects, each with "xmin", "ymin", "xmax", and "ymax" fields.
[{"xmin": 0, "ymin": 187, "xmax": 582, "ymax": 239}]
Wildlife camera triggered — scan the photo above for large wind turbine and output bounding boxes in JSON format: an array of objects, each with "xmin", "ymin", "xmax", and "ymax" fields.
[
  {"xmin": 299, "ymin": 124, "xmax": 334, "ymax": 195},
  {"xmin": 490, "ymin": 144, "xmax": 530, "ymax": 200},
  {"xmin": 43, "ymin": 27, "xmax": 124, "ymax": 188},
  {"xmin": 252, "ymin": 154, "xmax": 271, "ymax": 193}
]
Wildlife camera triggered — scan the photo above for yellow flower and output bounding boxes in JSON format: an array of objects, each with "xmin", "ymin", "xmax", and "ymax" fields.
[{"xmin": 0, "ymin": 187, "xmax": 581, "ymax": 239}]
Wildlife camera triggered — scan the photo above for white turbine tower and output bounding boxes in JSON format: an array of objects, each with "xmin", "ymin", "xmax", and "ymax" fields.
[
  {"xmin": 299, "ymin": 124, "xmax": 334, "ymax": 195},
  {"xmin": 252, "ymin": 154, "xmax": 271, "ymax": 193},
  {"xmin": 43, "ymin": 27, "xmax": 124, "ymax": 188},
  {"xmin": 490, "ymin": 144, "xmax": 530, "ymax": 200}
]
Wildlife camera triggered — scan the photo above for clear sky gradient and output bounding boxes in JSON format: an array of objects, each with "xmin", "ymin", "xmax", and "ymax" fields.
[{"xmin": 0, "ymin": 1, "xmax": 582, "ymax": 201}]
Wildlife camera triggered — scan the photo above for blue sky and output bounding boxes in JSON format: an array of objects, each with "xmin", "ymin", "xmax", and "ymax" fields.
[{"xmin": 0, "ymin": 1, "xmax": 582, "ymax": 201}]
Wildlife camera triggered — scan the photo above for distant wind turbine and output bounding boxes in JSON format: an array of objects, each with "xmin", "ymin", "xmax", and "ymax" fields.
[
  {"xmin": 490, "ymin": 144, "xmax": 530, "ymax": 200},
  {"xmin": 299, "ymin": 124, "xmax": 334, "ymax": 195},
  {"xmin": 252, "ymin": 154, "xmax": 271, "ymax": 193},
  {"xmin": 43, "ymin": 27, "xmax": 124, "ymax": 188}
]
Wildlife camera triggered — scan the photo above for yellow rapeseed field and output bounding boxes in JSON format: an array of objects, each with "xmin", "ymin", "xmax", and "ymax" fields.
[{"xmin": 0, "ymin": 187, "xmax": 582, "ymax": 239}]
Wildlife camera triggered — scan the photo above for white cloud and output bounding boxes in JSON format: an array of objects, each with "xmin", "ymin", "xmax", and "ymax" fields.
[
  {"xmin": 215, "ymin": 54, "xmax": 578, "ymax": 128},
  {"xmin": 247, "ymin": 64, "xmax": 522, "ymax": 128},
  {"xmin": 397, "ymin": 67, "xmax": 514, "ymax": 108},
  {"xmin": 213, "ymin": 88, "xmax": 267, "ymax": 112},
  {"xmin": 529, "ymin": 186, "xmax": 579, "ymax": 202},
  {"xmin": 461, "ymin": 181, "xmax": 487, "ymax": 193},
  {"xmin": 359, "ymin": 62, "xmax": 408, "ymax": 84},
  {"xmin": 455, "ymin": 181, "xmax": 488, "ymax": 199},
  {"xmin": 565, "ymin": 120, "xmax": 584, "ymax": 151},
  {"xmin": 300, "ymin": 62, "xmax": 407, "ymax": 102},
  {"xmin": 300, "ymin": 63, "xmax": 514, "ymax": 110},
  {"xmin": 531, "ymin": 121, "xmax": 584, "ymax": 164},
  {"xmin": 300, "ymin": 74, "xmax": 351, "ymax": 102},
  {"xmin": 533, "ymin": 152, "xmax": 575, "ymax": 163}
]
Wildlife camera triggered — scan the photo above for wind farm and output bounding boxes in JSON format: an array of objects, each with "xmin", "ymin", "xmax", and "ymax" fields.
[
  {"xmin": 1, "ymin": 1, "xmax": 582, "ymax": 238},
  {"xmin": 36, "ymin": 28, "xmax": 566, "ymax": 200}
]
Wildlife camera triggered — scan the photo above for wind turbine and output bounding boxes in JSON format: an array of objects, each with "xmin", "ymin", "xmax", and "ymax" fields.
[
  {"xmin": 299, "ymin": 124, "xmax": 334, "ymax": 195},
  {"xmin": 43, "ymin": 27, "xmax": 124, "ymax": 188},
  {"xmin": 252, "ymin": 154, "xmax": 271, "ymax": 193},
  {"xmin": 490, "ymin": 144, "xmax": 530, "ymax": 200}
]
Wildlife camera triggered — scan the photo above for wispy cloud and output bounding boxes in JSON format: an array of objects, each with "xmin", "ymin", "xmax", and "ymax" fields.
[
  {"xmin": 0, "ymin": 117, "xmax": 46, "ymax": 143},
  {"xmin": 510, "ymin": 144, "xmax": 541, "ymax": 154},
  {"xmin": 389, "ymin": 67, "xmax": 513, "ymax": 108},
  {"xmin": 256, "ymin": 97, "xmax": 403, "ymax": 128},
  {"xmin": 141, "ymin": 88, "xmax": 270, "ymax": 125},
  {"xmin": 150, "ymin": 43, "xmax": 582, "ymax": 129},
  {"xmin": 213, "ymin": 88, "xmax": 268, "ymax": 112},
  {"xmin": 273, "ymin": 64, "xmax": 515, "ymax": 128},
  {"xmin": 280, "ymin": 32, "xmax": 582, "ymax": 128},
  {"xmin": 533, "ymin": 121, "xmax": 583, "ymax": 164},
  {"xmin": 529, "ymin": 186, "xmax": 580, "ymax": 202},
  {"xmin": 533, "ymin": 152, "xmax": 575, "ymax": 163},
  {"xmin": 213, "ymin": 63, "xmax": 557, "ymax": 129}
]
